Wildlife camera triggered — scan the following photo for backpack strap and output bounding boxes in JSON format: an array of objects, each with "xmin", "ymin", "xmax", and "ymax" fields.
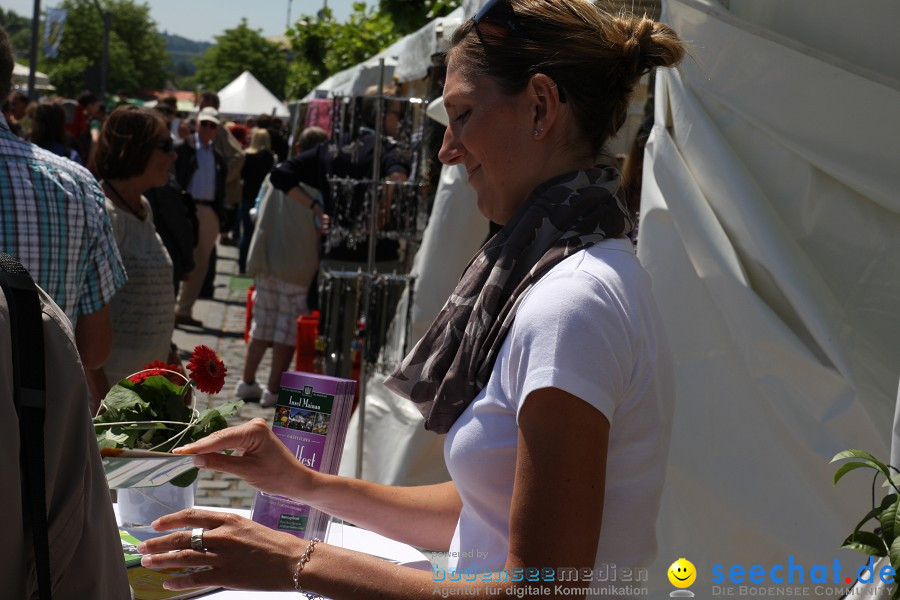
[{"xmin": 0, "ymin": 252, "xmax": 51, "ymax": 600}]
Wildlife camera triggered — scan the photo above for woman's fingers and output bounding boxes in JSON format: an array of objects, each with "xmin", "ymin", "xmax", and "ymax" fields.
[
  {"xmin": 192, "ymin": 450, "xmax": 255, "ymax": 478},
  {"xmin": 138, "ymin": 512, "xmax": 304, "ymax": 592},
  {"xmin": 145, "ymin": 508, "xmax": 234, "ymax": 543},
  {"xmin": 174, "ymin": 418, "xmax": 270, "ymax": 455},
  {"xmin": 157, "ymin": 566, "xmax": 220, "ymax": 591},
  {"xmin": 139, "ymin": 548, "xmax": 218, "ymax": 570}
]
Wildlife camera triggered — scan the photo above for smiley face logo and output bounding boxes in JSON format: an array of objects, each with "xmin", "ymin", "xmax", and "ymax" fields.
[{"xmin": 668, "ymin": 558, "xmax": 696, "ymax": 588}]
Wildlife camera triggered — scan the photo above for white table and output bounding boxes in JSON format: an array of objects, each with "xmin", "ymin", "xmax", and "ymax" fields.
[{"xmin": 117, "ymin": 505, "xmax": 431, "ymax": 598}]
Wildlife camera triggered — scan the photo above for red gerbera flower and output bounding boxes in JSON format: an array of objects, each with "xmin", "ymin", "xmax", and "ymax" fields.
[
  {"xmin": 127, "ymin": 360, "xmax": 187, "ymax": 385},
  {"xmin": 186, "ymin": 345, "xmax": 227, "ymax": 394}
]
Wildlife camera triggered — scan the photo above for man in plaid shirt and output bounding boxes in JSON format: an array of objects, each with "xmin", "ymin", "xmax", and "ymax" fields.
[{"xmin": 0, "ymin": 27, "xmax": 126, "ymax": 408}]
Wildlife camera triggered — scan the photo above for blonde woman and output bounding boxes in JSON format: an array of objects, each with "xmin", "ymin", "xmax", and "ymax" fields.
[{"xmin": 138, "ymin": 1, "xmax": 685, "ymax": 597}]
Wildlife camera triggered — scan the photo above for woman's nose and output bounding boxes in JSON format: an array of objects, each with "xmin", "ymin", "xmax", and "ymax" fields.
[{"xmin": 438, "ymin": 126, "xmax": 463, "ymax": 165}]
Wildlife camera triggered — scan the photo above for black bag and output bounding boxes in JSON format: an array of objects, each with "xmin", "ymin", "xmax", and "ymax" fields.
[{"xmin": 0, "ymin": 253, "xmax": 51, "ymax": 599}]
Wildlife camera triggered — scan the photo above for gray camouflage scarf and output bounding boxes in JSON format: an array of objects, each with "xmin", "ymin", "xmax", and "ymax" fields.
[{"xmin": 383, "ymin": 166, "xmax": 631, "ymax": 433}]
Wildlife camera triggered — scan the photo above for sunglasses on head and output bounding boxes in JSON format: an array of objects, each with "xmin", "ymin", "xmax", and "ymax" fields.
[
  {"xmin": 474, "ymin": 0, "xmax": 525, "ymax": 37},
  {"xmin": 154, "ymin": 137, "xmax": 174, "ymax": 153},
  {"xmin": 471, "ymin": 0, "xmax": 567, "ymax": 103}
]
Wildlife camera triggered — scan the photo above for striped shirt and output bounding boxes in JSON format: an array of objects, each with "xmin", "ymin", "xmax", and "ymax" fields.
[
  {"xmin": 188, "ymin": 134, "xmax": 216, "ymax": 201},
  {"xmin": 0, "ymin": 114, "xmax": 126, "ymax": 321}
]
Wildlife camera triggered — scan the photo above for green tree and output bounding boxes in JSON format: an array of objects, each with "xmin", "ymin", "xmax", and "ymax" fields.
[
  {"xmin": 0, "ymin": 8, "xmax": 34, "ymax": 59},
  {"xmin": 45, "ymin": 0, "xmax": 168, "ymax": 98},
  {"xmin": 285, "ymin": 3, "xmax": 400, "ymax": 100},
  {"xmin": 378, "ymin": 0, "xmax": 461, "ymax": 36},
  {"xmin": 195, "ymin": 19, "xmax": 287, "ymax": 98}
]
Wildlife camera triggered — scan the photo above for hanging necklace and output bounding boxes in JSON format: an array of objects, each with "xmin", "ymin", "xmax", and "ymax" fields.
[{"xmin": 103, "ymin": 180, "xmax": 146, "ymax": 220}]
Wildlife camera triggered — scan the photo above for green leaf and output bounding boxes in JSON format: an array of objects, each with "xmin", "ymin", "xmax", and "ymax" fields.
[
  {"xmin": 843, "ymin": 531, "xmax": 888, "ymax": 557},
  {"xmin": 832, "ymin": 450, "xmax": 891, "ymax": 477},
  {"xmin": 98, "ymin": 383, "xmax": 148, "ymax": 417},
  {"xmin": 834, "ymin": 461, "xmax": 886, "ymax": 485},
  {"xmin": 168, "ymin": 467, "xmax": 199, "ymax": 488},
  {"xmin": 97, "ymin": 429, "xmax": 130, "ymax": 449},
  {"xmin": 890, "ymin": 535, "xmax": 900, "ymax": 583},
  {"xmin": 882, "ymin": 496, "xmax": 900, "ymax": 546},
  {"xmin": 854, "ymin": 498, "xmax": 892, "ymax": 536}
]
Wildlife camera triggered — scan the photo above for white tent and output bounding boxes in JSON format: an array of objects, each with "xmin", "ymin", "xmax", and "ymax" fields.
[
  {"xmin": 217, "ymin": 71, "xmax": 289, "ymax": 119},
  {"xmin": 342, "ymin": 0, "xmax": 900, "ymax": 594},
  {"xmin": 11, "ymin": 62, "xmax": 55, "ymax": 92},
  {"xmin": 639, "ymin": 0, "xmax": 900, "ymax": 595}
]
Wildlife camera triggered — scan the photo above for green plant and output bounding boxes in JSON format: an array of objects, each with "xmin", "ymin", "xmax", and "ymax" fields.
[
  {"xmin": 94, "ymin": 346, "xmax": 241, "ymax": 486},
  {"xmin": 832, "ymin": 449, "xmax": 900, "ymax": 598}
]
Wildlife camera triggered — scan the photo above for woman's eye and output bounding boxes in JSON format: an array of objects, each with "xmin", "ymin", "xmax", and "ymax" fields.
[{"xmin": 455, "ymin": 110, "xmax": 470, "ymax": 123}]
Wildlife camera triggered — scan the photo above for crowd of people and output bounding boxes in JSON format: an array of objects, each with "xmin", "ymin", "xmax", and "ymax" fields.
[
  {"xmin": 1, "ymin": 66, "xmax": 321, "ymax": 408},
  {"xmin": 2, "ymin": 0, "xmax": 687, "ymax": 595}
]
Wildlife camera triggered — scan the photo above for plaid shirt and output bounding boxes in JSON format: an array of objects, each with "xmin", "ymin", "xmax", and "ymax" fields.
[{"xmin": 0, "ymin": 114, "xmax": 126, "ymax": 321}]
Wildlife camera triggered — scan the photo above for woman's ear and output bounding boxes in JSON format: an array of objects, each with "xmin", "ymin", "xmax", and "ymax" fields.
[{"xmin": 528, "ymin": 73, "xmax": 563, "ymax": 140}]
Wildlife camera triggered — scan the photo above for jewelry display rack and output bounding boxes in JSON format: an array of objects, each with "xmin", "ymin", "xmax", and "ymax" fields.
[{"xmin": 314, "ymin": 61, "xmax": 431, "ymax": 478}]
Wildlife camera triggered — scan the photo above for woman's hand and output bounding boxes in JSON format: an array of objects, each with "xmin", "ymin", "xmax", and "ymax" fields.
[
  {"xmin": 174, "ymin": 418, "xmax": 316, "ymax": 501},
  {"xmin": 137, "ymin": 509, "xmax": 303, "ymax": 592}
]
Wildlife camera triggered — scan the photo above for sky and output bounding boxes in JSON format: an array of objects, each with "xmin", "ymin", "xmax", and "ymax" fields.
[{"xmin": 4, "ymin": 0, "xmax": 359, "ymax": 42}]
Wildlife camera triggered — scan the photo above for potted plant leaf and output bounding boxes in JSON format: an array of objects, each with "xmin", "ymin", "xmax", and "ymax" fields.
[
  {"xmin": 94, "ymin": 345, "xmax": 242, "ymax": 528},
  {"xmin": 832, "ymin": 449, "xmax": 900, "ymax": 599}
]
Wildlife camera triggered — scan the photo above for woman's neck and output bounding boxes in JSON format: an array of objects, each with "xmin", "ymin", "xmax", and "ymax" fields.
[{"xmin": 103, "ymin": 178, "xmax": 146, "ymax": 218}]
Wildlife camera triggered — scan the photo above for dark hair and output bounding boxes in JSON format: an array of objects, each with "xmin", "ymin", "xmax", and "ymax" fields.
[
  {"xmin": 0, "ymin": 26, "xmax": 14, "ymax": 100},
  {"xmin": 94, "ymin": 105, "xmax": 167, "ymax": 180},
  {"xmin": 199, "ymin": 91, "xmax": 220, "ymax": 109},
  {"xmin": 77, "ymin": 91, "xmax": 99, "ymax": 106},
  {"xmin": 30, "ymin": 101, "xmax": 69, "ymax": 149},
  {"xmin": 10, "ymin": 91, "xmax": 29, "ymax": 105},
  {"xmin": 160, "ymin": 95, "xmax": 177, "ymax": 110},
  {"xmin": 449, "ymin": 0, "xmax": 684, "ymax": 156}
]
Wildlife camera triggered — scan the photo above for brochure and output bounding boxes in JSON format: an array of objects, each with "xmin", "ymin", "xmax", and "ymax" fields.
[
  {"xmin": 127, "ymin": 566, "xmax": 218, "ymax": 600},
  {"xmin": 251, "ymin": 371, "xmax": 356, "ymax": 540},
  {"xmin": 100, "ymin": 448, "xmax": 196, "ymax": 489},
  {"xmin": 120, "ymin": 529, "xmax": 143, "ymax": 568}
]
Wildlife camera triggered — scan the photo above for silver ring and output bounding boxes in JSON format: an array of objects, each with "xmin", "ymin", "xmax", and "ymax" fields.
[{"xmin": 190, "ymin": 527, "xmax": 206, "ymax": 552}]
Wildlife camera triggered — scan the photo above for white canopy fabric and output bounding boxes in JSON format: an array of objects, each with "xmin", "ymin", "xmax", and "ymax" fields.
[
  {"xmin": 639, "ymin": 0, "xmax": 900, "ymax": 594},
  {"xmin": 11, "ymin": 62, "xmax": 54, "ymax": 91},
  {"xmin": 341, "ymin": 1, "xmax": 900, "ymax": 594},
  {"xmin": 217, "ymin": 71, "xmax": 289, "ymax": 119}
]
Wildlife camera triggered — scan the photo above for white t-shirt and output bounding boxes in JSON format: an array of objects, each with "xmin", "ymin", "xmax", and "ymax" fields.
[{"xmin": 444, "ymin": 237, "xmax": 675, "ymax": 581}]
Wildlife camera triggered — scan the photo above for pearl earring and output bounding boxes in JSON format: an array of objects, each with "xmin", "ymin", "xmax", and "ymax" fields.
[{"xmin": 533, "ymin": 128, "xmax": 542, "ymax": 136}]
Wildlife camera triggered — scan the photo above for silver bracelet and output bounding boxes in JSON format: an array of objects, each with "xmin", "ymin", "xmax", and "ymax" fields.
[{"xmin": 293, "ymin": 538, "xmax": 324, "ymax": 598}]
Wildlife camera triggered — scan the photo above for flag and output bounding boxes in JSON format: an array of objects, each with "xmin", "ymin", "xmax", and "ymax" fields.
[{"xmin": 43, "ymin": 8, "xmax": 67, "ymax": 59}]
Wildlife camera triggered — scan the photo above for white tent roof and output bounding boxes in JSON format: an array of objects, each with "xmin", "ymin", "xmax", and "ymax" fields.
[
  {"xmin": 217, "ymin": 71, "xmax": 289, "ymax": 118},
  {"xmin": 11, "ymin": 62, "xmax": 55, "ymax": 92}
]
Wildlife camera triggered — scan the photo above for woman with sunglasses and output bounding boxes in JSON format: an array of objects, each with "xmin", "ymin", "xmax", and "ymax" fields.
[
  {"xmin": 137, "ymin": 1, "xmax": 684, "ymax": 597},
  {"xmin": 90, "ymin": 105, "xmax": 178, "ymax": 393}
]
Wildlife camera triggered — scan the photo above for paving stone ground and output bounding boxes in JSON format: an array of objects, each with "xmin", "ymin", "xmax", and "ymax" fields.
[{"xmin": 172, "ymin": 242, "xmax": 273, "ymax": 509}]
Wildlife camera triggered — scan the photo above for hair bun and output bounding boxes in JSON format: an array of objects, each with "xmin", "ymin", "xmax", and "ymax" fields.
[{"xmin": 616, "ymin": 15, "xmax": 685, "ymax": 78}]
